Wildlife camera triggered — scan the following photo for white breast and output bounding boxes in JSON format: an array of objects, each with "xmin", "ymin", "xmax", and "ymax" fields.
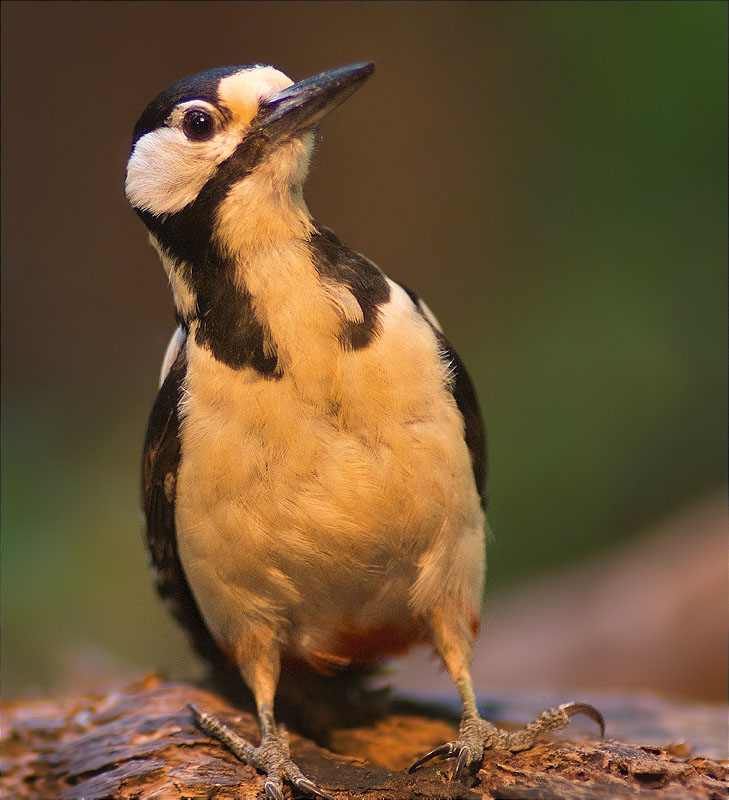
[{"xmin": 174, "ymin": 282, "xmax": 485, "ymax": 664}]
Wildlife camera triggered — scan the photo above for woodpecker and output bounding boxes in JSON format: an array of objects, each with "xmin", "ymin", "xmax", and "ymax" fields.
[{"xmin": 127, "ymin": 62, "xmax": 603, "ymax": 799}]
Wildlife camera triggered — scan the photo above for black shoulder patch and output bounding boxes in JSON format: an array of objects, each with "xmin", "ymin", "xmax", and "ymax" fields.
[
  {"xmin": 309, "ymin": 224, "xmax": 391, "ymax": 350},
  {"xmin": 395, "ymin": 281, "xmax": 488, "ymax": 508},
  {"xmin": 132, "ymin": 65, "xmax": 255, "ymax": 144},
  {"xmin": 142, "ymin": 338, "xmax": 234, "ymax": 676}
]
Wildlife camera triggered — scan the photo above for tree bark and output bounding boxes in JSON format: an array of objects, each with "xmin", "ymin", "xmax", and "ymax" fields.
[{"xmin": 1, "ymin": 674, "xmax": 726, "ymax": 800}]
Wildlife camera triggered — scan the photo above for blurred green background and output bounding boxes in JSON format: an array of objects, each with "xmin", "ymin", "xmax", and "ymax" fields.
[{"xmin": 2, "ymin": 2, "xmax": 727, "ymax": 701}]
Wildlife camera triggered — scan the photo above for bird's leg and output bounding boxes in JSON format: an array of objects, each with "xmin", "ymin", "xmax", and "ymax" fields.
[
  {"xmin": 409, "ymin": 607, "xmax": 604, "ymax": 782},
  {"xmin": 189, "ymin": 635, "xmax": 335, "ymax": 800}
]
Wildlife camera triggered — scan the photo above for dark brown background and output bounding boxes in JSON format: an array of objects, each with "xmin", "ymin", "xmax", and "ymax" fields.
[{"xmin": 2, "ymin": 2, "xmax": 727, "ymax": 703}]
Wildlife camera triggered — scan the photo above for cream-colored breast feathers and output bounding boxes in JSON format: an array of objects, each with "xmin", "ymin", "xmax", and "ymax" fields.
[{"xmin": 174, "ymin": 277, "xmax": 484, "ymax": 663}]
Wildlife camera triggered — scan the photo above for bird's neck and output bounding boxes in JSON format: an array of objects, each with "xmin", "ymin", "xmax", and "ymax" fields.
[{"xmin": 157, "ymin": 175, "xmax": 353, "ymax": 380}]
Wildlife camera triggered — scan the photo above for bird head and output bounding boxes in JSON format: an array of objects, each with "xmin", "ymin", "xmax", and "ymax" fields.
[{"xmin": 125, "ymin": 63, "xmax": 374, "ymax": 255}]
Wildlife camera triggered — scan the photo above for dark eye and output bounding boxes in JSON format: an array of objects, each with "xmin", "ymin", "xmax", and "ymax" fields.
[{"xmin": 182, "ymin": 109, "xmax": 216, "ymax": 141}]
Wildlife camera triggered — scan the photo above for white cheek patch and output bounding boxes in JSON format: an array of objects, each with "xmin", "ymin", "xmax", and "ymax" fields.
[
  {"xmin": 126, "ymin": 67, "xmax": 296, "ymax": 219},
  {"xmin": 125, "ymin": 125, "xmax": 241, "ymax": 216}
]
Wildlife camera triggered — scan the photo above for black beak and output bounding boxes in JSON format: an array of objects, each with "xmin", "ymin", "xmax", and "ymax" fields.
[{"xmin": 251, "ymin": 62, "xmax": 375, "ymax": 142}]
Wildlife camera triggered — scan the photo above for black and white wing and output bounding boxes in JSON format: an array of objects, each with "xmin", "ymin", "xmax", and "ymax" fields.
[
  {"xmin": 141, "ymin": 328, "xmax": 233, "ymax": 675},
  {"xmin": 396, "ymin": 282, "xmax": 487, "ymax": 509}
]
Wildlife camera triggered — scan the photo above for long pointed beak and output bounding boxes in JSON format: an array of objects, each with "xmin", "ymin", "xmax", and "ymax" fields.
[{"xmin": 252, "ymin": 62, "xmax": 375, "ymax": 142}]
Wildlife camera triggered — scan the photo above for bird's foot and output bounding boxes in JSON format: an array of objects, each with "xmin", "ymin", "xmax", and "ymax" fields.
[
  {"xmin": 189, "ymin": 703, "xmax": 335, "ymax": 800},
  {"xmin": 409, "ymin": 701, "xmax": 605, "ymax": 782}
]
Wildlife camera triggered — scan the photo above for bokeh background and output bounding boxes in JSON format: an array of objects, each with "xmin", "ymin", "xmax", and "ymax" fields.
[{"xmin": 2, "ymin": 2, "xmax": 727, "ymax": 706}]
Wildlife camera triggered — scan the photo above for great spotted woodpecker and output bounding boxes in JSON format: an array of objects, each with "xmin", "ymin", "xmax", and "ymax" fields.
[{"xmin": 126, "ymin": 62, "xmax": 603, "ymax": 800}]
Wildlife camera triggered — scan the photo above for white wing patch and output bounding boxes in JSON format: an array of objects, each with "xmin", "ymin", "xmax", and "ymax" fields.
[
  {"xmin": 386, "ymin": 279, "xmax": 444, "ymax": 333},
  {"xmin": 159, "ymin": 326, "xmax": 186, "ymax": 387},
  {"xmin": 417, "ymin": 297, "xmax": 443, "ymax": 333}
]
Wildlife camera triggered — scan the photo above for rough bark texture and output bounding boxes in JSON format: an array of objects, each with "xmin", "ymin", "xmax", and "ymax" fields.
[{"xmin": 1, "ymin": 674, "xmax": 726, "ymax": 800}]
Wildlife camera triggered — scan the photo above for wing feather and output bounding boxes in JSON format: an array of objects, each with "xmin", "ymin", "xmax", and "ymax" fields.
[
  {"xmin": 395, "ymin": 281, "xmax": 487, "ymax": 508},
  {"xmin": 142, "ymin": 333, "xmax": 234, "ymax": 675}
]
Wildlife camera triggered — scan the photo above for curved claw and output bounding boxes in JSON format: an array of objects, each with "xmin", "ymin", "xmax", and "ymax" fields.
[
  {"xmin": 451, "ymin": 746, "xmax": 471, "ymax": 782},
  {"xmin": 408, "ymin": 741, "xmax": 458, "ymax": 773},
  {"xmin": 560, "ymin": 702, "xmax": 606, "ymax": 739},
  {"xmin": 188, "ymin": 702, "xmax": 207, "ymax": 725},
  {"xmin": 189, "ymin": 702, "xmax": 335, "ymax": 799},
  {"xmin": 294, "ymin": 777, "xmax": 336, "ymax": 800},
  {"xmin": 264, "ymin": 777, "xmax": 284, "ymax": 800}
]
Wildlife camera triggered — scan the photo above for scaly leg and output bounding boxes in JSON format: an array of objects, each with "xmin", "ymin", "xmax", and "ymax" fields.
[
  {"xmin": 410, "ymin": 607, "xmax": 604, "ymax": 782},
  {"xmin": 189, "ymin": 632, "xmax": 334, "ymax": 800}
]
